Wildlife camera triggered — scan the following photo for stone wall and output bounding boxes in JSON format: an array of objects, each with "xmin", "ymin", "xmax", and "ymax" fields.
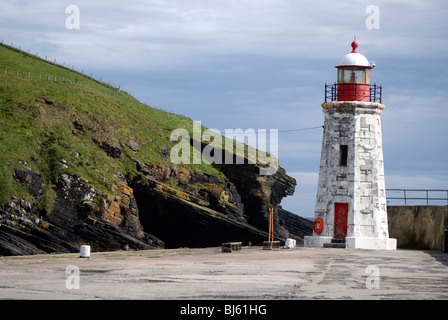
[{"xmin": 388, "ymin": 206, "xmax": 448, "ymax": 252}]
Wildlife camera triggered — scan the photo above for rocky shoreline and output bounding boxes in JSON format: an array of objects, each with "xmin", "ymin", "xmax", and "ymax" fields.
[{"xmin": 1, "ymin": 160, "xmax": 312, "ymax": 256}]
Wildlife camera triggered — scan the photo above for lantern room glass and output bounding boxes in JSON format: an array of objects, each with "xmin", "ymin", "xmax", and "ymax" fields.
[{"xmin": 337, "ymin": 68, "xmax": 370, "ymax": 84}]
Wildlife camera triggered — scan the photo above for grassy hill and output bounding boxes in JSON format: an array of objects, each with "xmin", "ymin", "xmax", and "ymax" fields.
[{"xmin": 0, "ymin": 43, "xmax": 223, "ymax": 214}]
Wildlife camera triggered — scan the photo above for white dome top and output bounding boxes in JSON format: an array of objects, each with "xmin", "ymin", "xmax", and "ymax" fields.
[
  {"xmin": 337, "ymin": 40, "xmax": 372, "ymax": 68},
  {"xmin": 338, "ymin": 52, "xmax": 370, "ymax": 67}
]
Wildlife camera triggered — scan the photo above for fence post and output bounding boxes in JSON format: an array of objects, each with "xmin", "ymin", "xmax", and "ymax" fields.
[
  {"xmin": 380, "ymin": 85, "xmax": 382, "ymax": 103},
  {"xmin": 404, "ymin": 190, "xmax": 407, "ymax": 205},
  {"xmin": 333, "ymin": 82, "xmax": 336, "ymax": 101},
  {"xmin": 324, "ymin": 83, "xmax": 327, "ymax": 102}
]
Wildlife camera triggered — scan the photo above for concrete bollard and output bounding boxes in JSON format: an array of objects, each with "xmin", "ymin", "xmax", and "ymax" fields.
[
  {"xmin": 284, "ymin": 238, "xmax": 296, "ymax": 249},
  {"xmin": 79, "ymin": 245, "xmax": 91, "ymax": 258}
]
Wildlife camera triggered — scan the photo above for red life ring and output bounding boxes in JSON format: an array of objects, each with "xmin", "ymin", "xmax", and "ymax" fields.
[{"xmin": 313, "ymin": 218, "xmax": 324, "ymax": 234}]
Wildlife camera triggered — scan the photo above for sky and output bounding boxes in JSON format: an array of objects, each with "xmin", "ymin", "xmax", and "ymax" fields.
[{"xmin": 1, "ymin": 0, "xmax": 447, "ymax": 217}]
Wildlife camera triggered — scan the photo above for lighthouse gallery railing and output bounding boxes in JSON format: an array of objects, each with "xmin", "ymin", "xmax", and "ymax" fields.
[{"xmin": 325, "ymin": 83, "xmax": 382, "ymax": 103}]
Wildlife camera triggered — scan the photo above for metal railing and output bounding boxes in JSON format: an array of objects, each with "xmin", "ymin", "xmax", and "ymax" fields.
[
  {"xmin": 386, "ymin": 189, "xmax": 448, "ymax": 206},
  {"xmin": 324, "ymin": 83, "xmax": 382, "ymax": 103},
  {"xmin": 370, "ymin": 83, "xmax": 382, "ymax": 103},
  {"xmin": 325, "ymin": 83, "xmax": 338, "ymax": 102}
]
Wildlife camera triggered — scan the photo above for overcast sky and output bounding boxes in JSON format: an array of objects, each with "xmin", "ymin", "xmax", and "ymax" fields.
[{"xmin": 1, "ymin": 0, "xmax": 447, "ymax": 217}]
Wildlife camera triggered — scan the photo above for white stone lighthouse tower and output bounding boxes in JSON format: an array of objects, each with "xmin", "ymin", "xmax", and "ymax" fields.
[{"xmin": 304, "ymin": 40, "xmax": 396, "ymax": 250}]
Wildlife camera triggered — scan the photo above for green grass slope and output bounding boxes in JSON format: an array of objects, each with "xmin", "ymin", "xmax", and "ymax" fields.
[{"xmin": 0, "ymin": 43, "xmax": 224, "ymax": 214}]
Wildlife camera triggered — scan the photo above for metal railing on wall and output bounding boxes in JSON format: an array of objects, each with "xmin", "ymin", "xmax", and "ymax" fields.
[{"xmin": 386, "ymin": 189, "xmax": 448, "ymax": 206}]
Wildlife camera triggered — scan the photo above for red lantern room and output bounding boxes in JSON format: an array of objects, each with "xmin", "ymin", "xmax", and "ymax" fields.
[{"xmin": 335, "ymin": 39, "xmax": 374, "ymax": 102}]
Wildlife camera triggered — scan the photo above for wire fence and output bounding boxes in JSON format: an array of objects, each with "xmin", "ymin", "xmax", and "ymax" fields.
[
  {"xmin": 386, "ymin": 189, "xmax": 448, "ymax": 206},
  {"xmin": 0, "ymin": 41, "xmax": 121, "ymax": 95}
]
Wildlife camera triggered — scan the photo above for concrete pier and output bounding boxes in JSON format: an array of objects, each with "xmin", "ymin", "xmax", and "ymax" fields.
[{"xmin": 0, "ymin": 247, "xmax": 447, "ymax": 300}]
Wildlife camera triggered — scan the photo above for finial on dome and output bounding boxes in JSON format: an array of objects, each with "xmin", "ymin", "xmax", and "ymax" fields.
[{"xmin": 351, "ymin": 36, "xmax": 358, "ymax": 53}]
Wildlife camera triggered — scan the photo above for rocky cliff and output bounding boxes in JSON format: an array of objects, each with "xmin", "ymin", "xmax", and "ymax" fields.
[
  {"xmin": 130, "ymin": 158, "xmax": 310, "ymax": 249},
  {"xmin": 0, "ymin": 168, "xmax": 162, "ymax": 255},
  {"xmin": 0, "ymin": 157, "xmax": 312, "ymax": 255}
]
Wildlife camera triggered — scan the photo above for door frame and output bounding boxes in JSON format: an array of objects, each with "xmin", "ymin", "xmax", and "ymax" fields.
[{"xmin": 334, "ymin": 202, "xmax": 348, "ymax": 239}]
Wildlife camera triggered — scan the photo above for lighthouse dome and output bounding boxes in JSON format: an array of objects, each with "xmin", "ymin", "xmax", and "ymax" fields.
[
  {"xmin": 337, "ymin": 40, "xmax": 372, "ymax": 68},
  {"xmin": 338, "ymin": 52, "xmax": 370, "ymax": 67}
]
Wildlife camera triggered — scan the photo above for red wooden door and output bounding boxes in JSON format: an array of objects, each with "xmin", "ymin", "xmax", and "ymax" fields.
[{"xmin": 334, "ymin": 203, "xmax": 348, "ymax": 239}]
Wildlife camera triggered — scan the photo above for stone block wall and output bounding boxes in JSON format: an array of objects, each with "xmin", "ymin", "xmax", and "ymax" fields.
[{"xmin": 388, "ymin": 206, "xmax": 448, "ymax": 252}]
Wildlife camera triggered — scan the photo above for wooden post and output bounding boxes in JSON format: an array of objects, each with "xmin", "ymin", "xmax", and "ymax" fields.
[
  {"xmin": 268, "ymin": 207, "xmax": 274, "ymax": 244},
  {"xmin": 268, "ymin": 208, "xmax": 271, "ymax": 242}
]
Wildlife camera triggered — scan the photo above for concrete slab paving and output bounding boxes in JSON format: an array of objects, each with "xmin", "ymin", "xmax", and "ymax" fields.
[{"xmin": 0, "ymin": 246, "xmax": 447, "ymax": 300}]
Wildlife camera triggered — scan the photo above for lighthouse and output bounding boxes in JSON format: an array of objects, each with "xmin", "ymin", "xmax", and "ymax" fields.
[{"xmin": 304, "ymin": 40, "xmax": 396, "ymax": 250}]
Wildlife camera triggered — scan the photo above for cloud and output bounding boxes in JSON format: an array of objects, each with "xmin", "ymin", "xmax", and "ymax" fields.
[
  {"xmin": 0, "ymin": 1, "xmax": 368, "ymax": 68},
  {"xmin": 385, "ymin": 173, "xmax": 448, "ymax": 190},
  {"xmin": 3, "ymin": 1, "xmax": 447, "ymax": 65}
]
